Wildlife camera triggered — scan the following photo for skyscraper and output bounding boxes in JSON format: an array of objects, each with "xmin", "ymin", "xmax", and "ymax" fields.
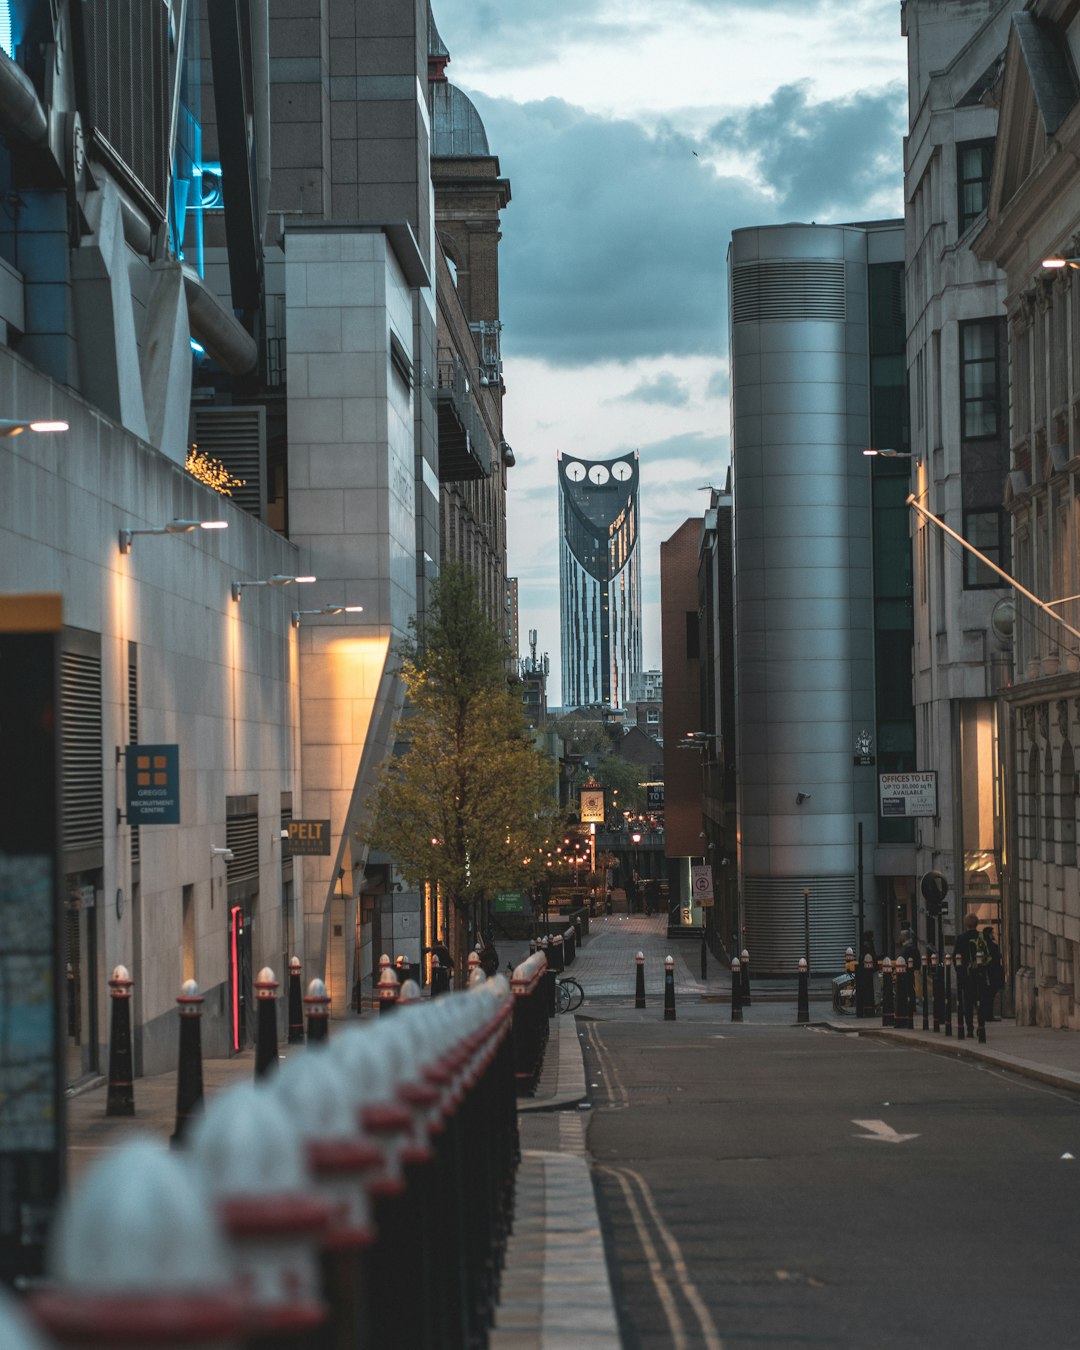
[{"xmin": 558, "ymin": 451, "xmax": 643, "ymax": 710}]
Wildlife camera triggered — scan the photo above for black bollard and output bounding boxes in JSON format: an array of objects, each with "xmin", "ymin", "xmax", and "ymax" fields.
[
  {"xmin": 253, "ymin": 966, "xmax": 279, "ymax": 1077},
  {"xmin": 932, "ymin": 951, "xmax": 943, "ymax": 1032},
  {"xmin": 731, "ymin": 957, "xmax": 743, "ymax": 1022},
  {"xmin": 106, "ymin": 964, "xmax": 135, "ymax": 1116},
  {"xmin": 663, "ymin": 954, "xmax": 676, "ymax": 1021},
  {"xmin": 881, "ymin": 957, "xmax": 894, "ymax": 1028},
  {"xmin": 431, "ymin": 954, "xmax": 450, "ymax": 997},
  {"xmin": 287, "ymin": 954, "xmax": 305, "ymax": 1045},
  {"xmin": 797, "ymin": 957, "xmax": 809, "ymax": 1023},
  {"xmin": 304, "ymin": 977, "xmax": 331, "ymax": 1042},
  {"xmin": 921, "ymin": 954, "xmax": 930, "ymax": 1030},
  {"xmin": 955, "ymin": 952, "xmax": 966, "ymax": 1041},
  {"xmin": 635, "ymin": 951, "xmax": 646, "ymax": 1009},
  {"xmin": 741, "ymin": 949, "xmax": 752, "ymax": 1006},
  {"xmin": 860, "ymin": 952, "xmax": 874, "ymax": 1017},
  {"xmin": 944, "ymin": 953, "xmax": 953, "ymax": 1037},
  {"xmin": 171, "ymin": 978, "xmax": 204, "ymax": 1145},
  {"xmin": 893, "ymin": 957, "xmax": 907, "ymax": 1029}
]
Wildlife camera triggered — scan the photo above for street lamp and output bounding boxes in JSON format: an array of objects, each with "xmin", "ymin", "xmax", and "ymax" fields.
[
  {"xmin": 119, "ymin": 518, "xmax": 228, "ymax": 553},
  {"xmin": 0, "ymin": 418, "xmax": 69, "ymax": 436},
  {"xmin": 863, "ymin": 447, "xmax": 922, "ymax": 467},
  {"xmin": 1042, "ymin": 255, "xmax": 1080, "ymax": 269},
  {"xmin": 291, "ymin": 604, "xmax": 364, "ymax": 627},
  {"xmin": 232, "ymin": 575, "xmax": 316, "ymax": 601}
]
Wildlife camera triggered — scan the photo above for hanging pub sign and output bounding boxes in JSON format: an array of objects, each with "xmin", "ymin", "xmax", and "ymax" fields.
[
  {"xmin": 285, "ymin": 819, "xmax": 332, "ymax": 855},
  {"xmin": 579, "ymin": 787, "xmax": 605, "ymax": 824},
  {"xmin": 125, "ymin": 743, "xmax": 180, "ymax": 824}
]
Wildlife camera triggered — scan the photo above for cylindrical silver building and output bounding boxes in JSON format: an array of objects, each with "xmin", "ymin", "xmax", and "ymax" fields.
[{"xmin": 728, "ymin": 223, "xmax": 893, "ymax": 972}]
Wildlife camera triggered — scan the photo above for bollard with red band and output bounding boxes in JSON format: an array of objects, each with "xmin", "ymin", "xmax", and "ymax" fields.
[
  {"xmin": 944, "ymin": 952, "xmax": 954, "ymax": 1037},
  {"xmin": 894, "ymin": 957, "xmax": 908, "ymax": 1029},
  {"xmin": 797, "ymin": 957, "xmax": 809, "ymax": 1023},
  {"xmin": 922, "ymin": 953, "xmax": 930, "ymax": 1030},
  {"xmin": 740, "ymin": 949, "xmax": 752, "ymax": 1007},
  {"xmin": 932, "ymin": 951, "xmax": 943, "ymax": 1032},
  {"xmin": 287, "ymin": 955, "xmax": 305, "ymax": 1045},
  {"xmin": 171, "ymin": 978, "xmax": 205, "ymax": 1146},
  {"xmin": 105, "ymin": 965, "xmax": 135, "ymax": 1117},
  {"xmin": 881, "ymin": 957, "xmax": 894, "ymax": 1027},
  {"xmin": 188, "ymin": 1080, "xmax": 331, "ymax": 1347},
  {"xmin": 254, "ymin": 966, "xmax": 280, "ymax": 1078},
  {"xmin": 377, "ymin": 962, "xmax": 401, "ymax": 1014},
  {"xmin": 731, "ymin": 957, "xmax": 743, "ymax": 1022},
  {"xmin": 31, "ymin": 1139, "xmax": 247, "ymax": 1350},
  {"xmin": 304, "ymin": 977, "xmax": 331, "ymax": 1043},
  {"xmin": 663, "ymin": 954, "xmax": 676, "ymax": 1021},
  {"xmin": 860, "ymin": 951, "xmax": 875, "ymax": 1017},
  {"xmin": 634, "ymin": 950, "xmax": 646, "ymax": 1009}
]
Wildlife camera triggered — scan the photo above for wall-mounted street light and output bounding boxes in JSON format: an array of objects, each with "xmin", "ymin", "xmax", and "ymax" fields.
[
  {"xmin": 231, "ymin": 574, "xmax": 316, "ymax": 602},
  {"xmin": 863, "ymin": 447, "xmax": 922, "ymax": 466},
  {"xmin": 0, "ymin": 418, "xmax": 69, "ymax": 437},
  {"xmin": 119, "ymin": 518, "xmax": 228, "ymax": 553},
  {"xmin": 1041, "ymin": 256, "xmax": 1080, "ymax": 270},
  {"xmin": 291, "ymin": 604, "xmax": 364, "ymax": 628}
]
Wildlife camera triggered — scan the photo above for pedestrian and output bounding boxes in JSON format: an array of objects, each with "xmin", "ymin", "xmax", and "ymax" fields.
[
  {"xmin": 953, "ymin": 913, "xmax": 991, "ymax": 1035},
  {"xmin": 479, "ymin": 938, "xmax": 499, "ymax": 977},
  {"xmin": 983, "ymin": 926, "xmax": 1005, "ymax": 1019},
  {"xmin": 860, "ymin": 930, "xmax": 878, "ymax": 966}
]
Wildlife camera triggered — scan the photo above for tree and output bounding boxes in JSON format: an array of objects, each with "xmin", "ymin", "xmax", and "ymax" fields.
[{"xmin": 367, "ymin": 566, "xmax": 559, "ymax": 965}]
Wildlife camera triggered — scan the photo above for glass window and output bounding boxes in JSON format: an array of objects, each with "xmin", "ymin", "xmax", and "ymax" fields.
[
  {"xmin": 958, "ymin": 140, "xmax": 994, "ymax": 232},
  {"xmin": 960, "ymin": 320, "xmax": 998, "ymax": 439},
  {"xmin": 964, "ymin": 510, "xmax": 1003, "ymax": 588}
]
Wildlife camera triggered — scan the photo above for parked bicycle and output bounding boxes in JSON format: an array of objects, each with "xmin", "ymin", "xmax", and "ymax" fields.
[{"xmin": 556, "ymin": 975, "xmax": 584, "ymax": 1014}]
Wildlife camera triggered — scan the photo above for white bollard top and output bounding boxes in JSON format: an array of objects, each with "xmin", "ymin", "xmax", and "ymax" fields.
[
  {"xmin": 290, "ymin": 955, "xmax": 302, "ymax": 972},
  {"xmin": 798, "ymin": 958, "xmax": 808, "ymax": 972},
  {"xmin": 664, "ymin": 954, "xmax": 674, "ymax": 969},
  {"xmin": 48, "ymin": 1137, "xmax": 233, "ymax": 1291},
  {"xmin": 398, "ymin": 979, "xmax": 422, "ymax": 1002},
  {"xmin": 0, "ymin": 1284, "xmax": 57, "ymax": 1350},
  {"xmin": 741, "ymin": 949, "xmax": 749, "ymax": 962},
  {"xmin": 882, "ymin": 956, "xmax": 893, "ymax": 969},
  {"xmin": 109, "ymin": 964, "xmax": 131, "ymax": 983},
  {"xmin": 189, "ymin": 1081, "xmax": 311, "ymax": 1199},
  {"xmin": 636, "ymin": 951, "xmax": 644, "ymax": 962},
  {"xmin": 731, "ymin": 958, "xmax": 740, "ymax": 971}
]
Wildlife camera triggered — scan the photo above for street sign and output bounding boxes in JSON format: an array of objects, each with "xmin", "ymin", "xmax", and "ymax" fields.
[
  {"xmin": 494, "ymin": 891, "xmax": 525, "ymax": 913},
  {"xmin": 126, "ymin": 744, "xmax": 180, "ymax": 824},
  {"xmin": 285, "ymin": 819, "xmax": 332, "ymax": 856},
  {"xmin": 691, "ymin": 864, "xmax": 714, "ymax": 902},
  {"xmin": 879, "ymin": 772, "xmax": 937, "ymax": 818}
]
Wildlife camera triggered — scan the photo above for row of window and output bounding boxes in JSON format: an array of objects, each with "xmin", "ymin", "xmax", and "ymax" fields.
[{"xmin": 1027, "ymin": 740, "xmax": 1078, "ymax": 867}]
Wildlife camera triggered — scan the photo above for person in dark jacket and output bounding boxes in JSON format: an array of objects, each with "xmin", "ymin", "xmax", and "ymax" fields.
[
  {"xmin": 983, "ymin": 926, "xmax": 1005, "ymax": 1019},
  {"xmin": 953, "ymin": 913, "xmax": 990, "ymax": 1035}
]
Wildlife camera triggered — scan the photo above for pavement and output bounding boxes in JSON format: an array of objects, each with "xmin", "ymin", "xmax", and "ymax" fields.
[{"xmin": 63, "ymin": 915, "xmax": 1080, "ymax": 1348}]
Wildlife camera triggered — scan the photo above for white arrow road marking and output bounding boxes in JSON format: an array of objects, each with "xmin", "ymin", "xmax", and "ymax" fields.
[{"xmin": 852, "ymin": 1118, "xmax": 920, "ymax": 1143}]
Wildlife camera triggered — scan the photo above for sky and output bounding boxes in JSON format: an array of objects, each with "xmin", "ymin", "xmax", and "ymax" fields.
[{"xmin": 432, "ymin": 0, "xmax": 909, "ymax": 695}]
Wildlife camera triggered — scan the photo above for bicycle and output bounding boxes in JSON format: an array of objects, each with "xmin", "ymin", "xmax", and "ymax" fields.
[{"xmin": 556, "ymin": 975, "xmax": 585, "ymax": 1014}]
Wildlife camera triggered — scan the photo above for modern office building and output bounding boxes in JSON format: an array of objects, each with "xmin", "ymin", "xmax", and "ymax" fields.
[
  {"xmin": 0, "ymin": 0, "xmax": 513, "ymax": 1102},
  {"xmin": 903, "ymin": 0, "xmax": 1013, "ymax": 971},
  {"xmin": 727, "ymin": 220, "xmax": 914, "ymax": 972},
  {"xmin": 557, "ymin": 451, "xmax": 643, "ymax": 711}
]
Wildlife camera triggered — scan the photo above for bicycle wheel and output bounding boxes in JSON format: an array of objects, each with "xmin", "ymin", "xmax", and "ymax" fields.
[
  {"xmin": 557, "ymin": 981, "xmax": 572, "ymax": 1014},
  {"xmin": 564, "ymin": 978, "xmax": 584, "ymax": 1011}
]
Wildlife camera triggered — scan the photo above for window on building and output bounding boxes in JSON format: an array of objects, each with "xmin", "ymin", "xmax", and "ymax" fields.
[
  {"xmin": 1060, "ymin": 741, "xmax": 1076, "ymax": 868},
  {"xmin": 960, "ymin": 320, "xmax": 999, "ymax": 439},
  {"xmin": 963, "ymin": 510, "xmax": 1003, "ymax": 588},
  {"xmin": 1030, "ymin": 743, "xmax": 1041, "ymax": 860},
  {"xmin": 1044, "ymin": 746, "xmax": 1056, "ymax": 863},
  {"xmin": 646, "ymin": 708, "xmax": 659, "ymax": 724},
  {"xmin": 957, "ymin": 140, "xmax": 994, "ymax": 232}
]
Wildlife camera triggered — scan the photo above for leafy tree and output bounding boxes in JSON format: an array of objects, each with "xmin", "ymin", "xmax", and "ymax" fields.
[{"xmin": 368, "ymin": 566, "xmax": 559, "ymax": 965}]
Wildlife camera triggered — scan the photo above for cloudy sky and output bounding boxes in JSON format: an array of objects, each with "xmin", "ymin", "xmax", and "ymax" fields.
[{"xmin": 432, "ymin": 0, "xmax": 908, "ymax": 694}]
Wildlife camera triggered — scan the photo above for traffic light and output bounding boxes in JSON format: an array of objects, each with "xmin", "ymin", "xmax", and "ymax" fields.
[{"xmin": 920, "ymin": 870, "xmax": 949, "ymax": 916}]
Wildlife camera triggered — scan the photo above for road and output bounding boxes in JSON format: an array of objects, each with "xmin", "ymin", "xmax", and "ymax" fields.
[{"xmin": 581, "ymin": 1008, "xmax": 1080, "ymax": 1348}]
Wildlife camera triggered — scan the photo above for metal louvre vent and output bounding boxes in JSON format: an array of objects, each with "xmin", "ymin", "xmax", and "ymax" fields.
[
  {"xmin": 742, "ymin": 874, "xmax": 855, "ymax": 974},
  {"xmin": 79, "ymin": 0, "xmax": 171, "ymax": 215},
  {"xmin": 62, "ymin": 652, "xmax": 103, "ymax": 852},
  {"xmin": 192, "ymin": 408, "xmax": 267, "ymax": 520},
  {"xmin": 226, "ymin": 813, "xmax": 260, "ymax": 888},
  {"xmin": 731, "ymin": 261, "xmax": 846, "ymax": 324}
]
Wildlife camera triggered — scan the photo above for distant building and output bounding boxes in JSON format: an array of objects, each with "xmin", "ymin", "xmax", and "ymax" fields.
[
  {"xmin": 557, "ymin": 451, "xmax": 643, "ymax": 710},
  {"xmin": 630, "ymin": 669, "xmax": 663, "ymax": 702}
]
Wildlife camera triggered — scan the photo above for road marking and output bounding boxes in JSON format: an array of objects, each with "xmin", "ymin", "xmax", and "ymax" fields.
[
  {"xmin": 586, "ymin": 1024, "xmax": 629, "ymax": 1109},
  {"xmin": 599, "ymin": 1164, "xmax": 724, "ymax": 1350},
  {"xmin": 852, "ymin": 1118, "xmax": 920, "ymax": 1143}
]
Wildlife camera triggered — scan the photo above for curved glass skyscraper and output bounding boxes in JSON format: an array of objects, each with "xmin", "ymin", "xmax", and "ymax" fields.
[{"xmin": 558, "ymin": 451, "xmax": 643, "ymax": 710}]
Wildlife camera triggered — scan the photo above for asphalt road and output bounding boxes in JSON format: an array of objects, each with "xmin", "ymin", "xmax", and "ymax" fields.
[{"xmin": 580, "ymin": 1009, "xmax": 1080, "ymax": 1348}]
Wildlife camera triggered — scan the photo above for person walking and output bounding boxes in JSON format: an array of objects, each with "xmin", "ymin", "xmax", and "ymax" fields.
[
  {"xmin": 983, "ymin": 926, "xmax": 1005, "ymax": 1020},
  {"xmin": 953, "ymin": 913, "xmax": 990, "ymax": 1038}
]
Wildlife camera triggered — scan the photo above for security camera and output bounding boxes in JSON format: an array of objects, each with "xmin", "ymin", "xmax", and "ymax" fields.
[
  {"xmin": 795, "ymin": 792, "xmax": 811, "ymax": 805},
  {"xmin": 211, "ymin": 846, "xmax": 235, "ymax": 861}
]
